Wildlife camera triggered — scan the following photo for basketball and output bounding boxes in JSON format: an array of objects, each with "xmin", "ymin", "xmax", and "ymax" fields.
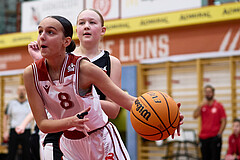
[{"xmin": 130, "ymin": 91, "xmax": 180, "ymax": 141}]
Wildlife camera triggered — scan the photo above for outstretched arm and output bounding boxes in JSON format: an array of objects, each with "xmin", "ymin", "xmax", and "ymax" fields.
[
  {"xmin": 79, "ymin": 60, "xmax": 136, "ymax": 111},
  {"xmin": 79, "ymin": 60, "xmax": 184, "ymax": 135}
]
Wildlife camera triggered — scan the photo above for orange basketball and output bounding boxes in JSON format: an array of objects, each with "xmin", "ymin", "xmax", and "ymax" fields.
[{"xmin": 130, "ymin": 91, "xmax": 180, "ymax": 141}]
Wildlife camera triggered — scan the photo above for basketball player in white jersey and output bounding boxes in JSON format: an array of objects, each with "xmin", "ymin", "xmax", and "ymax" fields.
[
  {"xmin": 27, "ymin": 9, "xmax": 122, "ymax": 160},
  {"xmin": 24, "ymin": 15, "xmax": 136, "ymax": 160}
]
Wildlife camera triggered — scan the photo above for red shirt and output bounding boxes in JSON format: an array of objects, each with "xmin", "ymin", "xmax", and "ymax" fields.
[
  {"xmin": 227, "ymin": 134, "xmax": 240, "ymax": 159},
  {"xmin": 199, "ymin": 100, "xmax": 226, "ymax": 139}
]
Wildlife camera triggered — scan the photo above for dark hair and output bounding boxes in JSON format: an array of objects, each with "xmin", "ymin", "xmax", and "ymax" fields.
[
  {"xmin": 204, "ymin": 84, "xmax": 215, "ymax": 93},
  {"xmin": 77, "ymin": 8, "xmax": 104, "ymax": 27},
  {"xmin": 47, "ymin": 16, "xmax": 76, "ymax": 53},
  {"xmin": 233, "ymin": 118, "xmax": 240, "ymax": 123}
]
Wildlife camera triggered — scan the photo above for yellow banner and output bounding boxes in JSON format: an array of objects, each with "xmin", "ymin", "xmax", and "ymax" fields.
[
  {"xmin": 0, "ymin": 32, "xmax": 38, "ymax": 49},
  {"xmin": 105, "ymin": 2, "xmax": 240, "ymax": 35},
  {"xmin": 0, "ymin": 2, "xmax": 240, "ymax": 49}
]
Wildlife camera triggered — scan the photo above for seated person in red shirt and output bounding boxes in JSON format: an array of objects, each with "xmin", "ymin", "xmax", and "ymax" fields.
[{"xmin": 225, "ymin": 118, "xmax": 240, "ymax": 160}]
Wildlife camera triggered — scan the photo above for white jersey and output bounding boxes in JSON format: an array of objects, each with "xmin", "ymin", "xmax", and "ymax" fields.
[
  {"xmin": 32, "ymin": 53, "xmax": 130, "ymax": 160},
  {"xmin": 32, "ymin": 53, "xmax": 108, "ymax": 131}
]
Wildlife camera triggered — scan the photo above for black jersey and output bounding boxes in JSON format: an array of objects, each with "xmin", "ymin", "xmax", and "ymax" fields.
[{"xmin": 92, "ymin": 50, "xmax": 111, "ymax": 100}]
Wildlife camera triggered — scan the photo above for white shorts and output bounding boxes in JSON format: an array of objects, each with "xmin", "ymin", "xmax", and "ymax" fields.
[
  {"xmin": 39, "ymin": 130, "xmax": 46, "ymax": 160},
  {"xmin": 60, "ymin": 122, "xmax": 130, "ymax": 160}
]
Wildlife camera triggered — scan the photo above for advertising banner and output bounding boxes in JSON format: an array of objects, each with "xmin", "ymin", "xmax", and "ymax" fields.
[
  {"xmin": 102, "ymin": 22, "xmax": 240, "ymax": 64},
  {"xmin": 121, "ymin": 0, "xmax": 201, "ymax": 19},
  {"xmin": 1, "ymin": 3, "xmax": 240, "ymax": 73},
  {"xmin": 1, "ymin": 20, "xmax": 239, "ymax": 73},
  {"xmin": 21, "ymin": 0, "xmax": 84, "ymax": 32},
  {"xmin": 106, "ymin": 2, "xmax": 240, "ymax": 35},
  {"xmin": 85, "ymin": 0, "xmax": 120, "ymax": 20}
]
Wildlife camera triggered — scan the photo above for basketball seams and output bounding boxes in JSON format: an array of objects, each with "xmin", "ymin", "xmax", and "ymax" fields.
[
  {"xmin": 130, "ymin": 111, "xmax": 164, "ymax": 140},
  {"xmin": 140, "ymin": 95, "xmax": 171, "ymax": 136},
  {"xmin": 130, "ymin": 91, "xmax": 179, "ymax": 141},
  {"xmin": 171, "ymin": 109, "xmax": 180, "ymax": 128},
  {"xmin": 158, "ymin": 92, "xmax": 173, "ymax": 125},
  {"xmin": 130, "ymin": 111, "xmax": 162, "ymax": 132},
  {"xmin": 158, "ymin": 92, "xmax": 179, "ymax": 128}
]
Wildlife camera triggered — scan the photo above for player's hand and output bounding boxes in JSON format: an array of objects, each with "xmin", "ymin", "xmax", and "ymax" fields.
[
  {"xmin": 15, "ymin": 126, "xmax": 25, "ymax": 134},
  {"xmin": 172, "ymin": 102, "xmax": 184, "ymax": 139},
  {"xmin": 74, "ymin": 107, "xmax": 91, "ymax": 136},
  {"xmin": 3, "ymin": 131, "xmax": 9, "ymax": 142},
  {"xmin": 28, "ymin": 41, "xmax": 43, "ymax": 61}
]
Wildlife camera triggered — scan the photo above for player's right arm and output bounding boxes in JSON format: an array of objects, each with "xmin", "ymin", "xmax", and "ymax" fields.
[{"xmin": 23, "ymin": 65, "xmax": 90, "ymax": 133}]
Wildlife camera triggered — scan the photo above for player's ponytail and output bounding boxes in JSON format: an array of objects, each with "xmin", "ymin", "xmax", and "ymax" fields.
[{"xmin": 66, "ymin": 40, "xmax": 76, "ymax": 53}]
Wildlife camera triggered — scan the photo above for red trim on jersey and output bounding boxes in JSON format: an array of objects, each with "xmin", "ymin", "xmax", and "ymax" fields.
[
  {"xmin": 60, "ymin": 55, "xmax": 68, "ymax": 84},
  {"xmin": 32, "ymin": 63, "xmax": 45, "ymax": 105},
  {"xmin": 105, "ymin": 124, "xmax": 119, "ymax": 160},
  {"xmin": 109, "ymin": 122, "xmax": 128, "ymax": 160}
]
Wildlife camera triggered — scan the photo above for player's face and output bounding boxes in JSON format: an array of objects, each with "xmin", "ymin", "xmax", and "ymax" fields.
[
  {"xmin": 204, "ymin": 87, "xmax": 214, "ymax": 101},
  {"xmin": 76, "ymin": 10, "xmax": 105, "ymax": 45},
  {"xmin": 233, "ymin": 121, "xmax": 240, "ymax": 136},
  {"xmin": 37, "ymin": 17, "xmax": 66, "ymax": 58}
]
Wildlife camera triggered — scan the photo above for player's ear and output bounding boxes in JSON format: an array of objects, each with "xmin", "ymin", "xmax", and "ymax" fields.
[
  {"xmin": 101, "ymin": 26, "xmax": 106, "ymax": 36},
  {"xmin": 64, "ymin": 37, "xmax": 71, "ymax": 47}
]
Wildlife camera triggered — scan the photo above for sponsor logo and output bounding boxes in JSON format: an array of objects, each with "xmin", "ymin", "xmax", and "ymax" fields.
[
  {"xmin": 93, "ymin": 0, "xmax": 111, "ymax": 17},
  {"xmin": 147, "ymin": 92, "xmax": 162, "ymax": 103},
  {"xmin": 102, "ymin": 65, "xmax": 107, "ymax": 73},
  {"xmin": 211, "ymin": 107, "xmax": 217, "ymax": 113},
  {"xmin": 135, "ymin": 99, "xmax": 151, "ymax": 121},
  {"xmin": 43, "ymin": 85, "xmax": 50, "ymax": 94},
  {"xmin": 67, "ymin": 63, "xmax": 75, "ymax": 72}
]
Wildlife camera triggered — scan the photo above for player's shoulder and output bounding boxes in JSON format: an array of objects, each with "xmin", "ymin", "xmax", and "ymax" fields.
[
  {"xmin": 79, "ymin": 57, "xmax": 93, "ymax": 69},
  {"xmin": 23, "ymin": 65, "xmax": 35, "ymax": 87},
  {"xmin": 110, "ymin": 56, "xmax": 121, "ymax": 71},
  {"xmin": 109, "ymin": 54, "xmax": 121, "ymax": 65},
  {"xmin": 23, "ymin": 65, "xmax": 33, "ymax": 76}
]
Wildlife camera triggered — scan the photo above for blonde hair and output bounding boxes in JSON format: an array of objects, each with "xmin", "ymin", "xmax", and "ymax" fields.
[{"xmin": 77, "ymin": 8, "xmax": 104, "ymax": 27}]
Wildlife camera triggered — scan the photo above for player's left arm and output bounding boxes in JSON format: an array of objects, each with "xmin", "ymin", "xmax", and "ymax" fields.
[
  {"xmin": 79, "ymin": 60, "xmax": 136, "ymax": 111},
  {"xmin": 100, "ymin": 56, "xmax": 121, "ymax": 119}
]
